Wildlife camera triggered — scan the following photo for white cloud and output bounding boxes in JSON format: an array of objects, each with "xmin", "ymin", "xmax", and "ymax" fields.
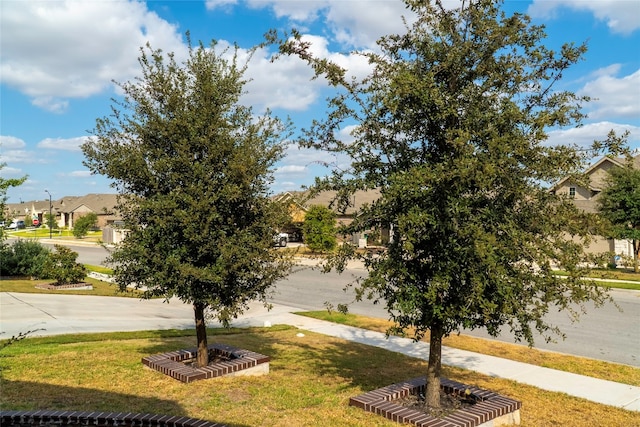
[
  {"xmin": 322, "ymin": 1, "xmax": 413, "ymax": 48},
  {"xmin": 0, "ymin": 149, "xmax": 47, "ymax": 164},
  {"xmin": 0, "ymin": 0, "xmax": 401, "ymax": 117},
  {"xmin": 294, "ymin": 34, "xmax": 373, "ymax": 82},
  {"xmin": 579, "ymin": 67, "xmax": 640, "ymax": 120},
  {"xmin": 205, "ymin": 0, "xmax": 239, "ymax": 11},
  {"xmin": 248, "ymin": 0, "xmax": 327, "ymax": 22},
  {"xmin": 243, "ymin": 36, "xmax": 372, "ymax": 112},
  {"xmin": 0, "ymin": 136, "xmax": 46, "ymax": 164},
  {"xmin": 0, "ymin": 135, "xmax": 27, "ymax": 149},
  {"xmin": 68, "ymin": 170, "xmax": 92, "ymax": 178},
  {"xmin": 545, "ymin": 122, "xmax": 640, "ymax": 149},
  {"xmin": 38, "ymin": 137, "xmax": 88, "ymax": 152},
  {"xmin": 0, "ymin": 165, "xmax": 24, "ymax": 178},
  {"xmin": 528, "ymin": 0, "xmax": 640, "ymax": 35},
  {"xmin": 337, "ymin": 125, "xmax": 358, "ymax": 145},
  {"xmin": 243, "ymin": 46, "xmax": 323, "ymax": 111},
  {"xmin": 216, "ymin": 0, "xmax": 413, "ymax": 49},
  {"xmin": 281, "ymin": 143, "xmax": 344, "ymax": 168},
  {"xmin": 276, "ymin": 165, "xmax": 307, "ymax": 174},
  {"xmin": 269, "ymin": 142, "xmax": 352, "ymax": 191},
  {"xmin": 31, "ymin": 97, "xmax": 70, "ymax": 114},
  {"xmin": 0, "ymin": 0, "xmax": 186, "ymax": 110}
]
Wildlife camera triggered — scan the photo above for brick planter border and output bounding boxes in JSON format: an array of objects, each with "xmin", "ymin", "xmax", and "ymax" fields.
[
  {"xmin": 349, "ymin": 377, "xmax": 521, "ymax": 427},
  {"xmin": 35, "ymin": 283, "xmax": 94, "ymax": 290},
  {"xmin": 142, "ymin": 343, "xmax": 270, "ymax": 383},
  {"xmin": 0, "ymin": 410, "xmax": 227, "ymax": 427}
]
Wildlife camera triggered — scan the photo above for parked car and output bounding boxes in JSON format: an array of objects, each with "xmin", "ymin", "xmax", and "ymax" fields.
[
  {"xmin": 273, "ymin": 232, "xmax": 288, "ymax": 247},
  {"xmin": 8, "ymin": 220, "xmax": 25, "ymax": 230}
]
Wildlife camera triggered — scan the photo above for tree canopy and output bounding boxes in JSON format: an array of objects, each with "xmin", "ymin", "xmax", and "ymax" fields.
[
  {"xmin": 82, "ymin": 38, "xmax": 294, "ymax": 367},
  {"xmin": 598, "ymin": 157, "xmax": 640, "ymax": 272},
  {"xmin": 275, "ymin": 0, "xmax": 622, "ymax": 408}
]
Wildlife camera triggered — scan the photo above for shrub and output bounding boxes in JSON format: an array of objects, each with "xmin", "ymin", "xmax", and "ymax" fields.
[
  {"xmin": 0, "ymin": 239, "xmax": 50, "ymax": 277},
  {"xmin": 45, "ymin": 213, "xmax": 58, "ymax": 230},
  {"xmin": 41, "ymin": 244, "xmax": 86, "ymax": 285},
  {"xmin": 302, "ymin": 205, "xmax": 337, "ymax": 253},
  {"xmin": 73, "ymin": 213, "xmax": 98, "ymax": 239}
]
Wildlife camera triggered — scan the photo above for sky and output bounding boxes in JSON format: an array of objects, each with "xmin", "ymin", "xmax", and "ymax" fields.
[{"xmin": 1, "ymin": 0, "xmax": 639, "ymax": 204}]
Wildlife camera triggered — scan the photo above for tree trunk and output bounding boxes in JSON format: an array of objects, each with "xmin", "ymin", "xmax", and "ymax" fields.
[
  {"xmin": 425, "ymin": 323, "xmax": 443, "ymax": 409},
  {"xmin": 194, "ymin": 302, "xmax": 209, "ymax": 367},
  {"xmin": 634, "ymin": 239, "xmax": 639, "ymax": 274}
]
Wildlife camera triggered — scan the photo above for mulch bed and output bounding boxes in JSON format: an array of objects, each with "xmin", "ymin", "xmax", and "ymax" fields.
[
  {"xmin": 182, "ymin": 350, "xmax": 234, "ymax": 367},
  {"xmin": 395, "ymin": 388, "xmax": 479, "ymax": 418}
]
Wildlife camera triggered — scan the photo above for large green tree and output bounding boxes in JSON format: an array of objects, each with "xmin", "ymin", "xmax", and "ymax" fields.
[
  {"xmin": 598, "ymin": 159, "xmax": 640, "ymax": 272},
  {"xmin": 82, "ymin": 39, "xmax": 294, "ymax": 367},
  {"xmin": 274, "ymin": 0, "xmax": 622, "ymax": 408}
]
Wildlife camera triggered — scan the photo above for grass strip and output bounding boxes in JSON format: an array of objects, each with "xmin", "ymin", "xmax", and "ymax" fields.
[
  {"xmin": 0, "ymin": 277, "xmax": 141, "ymax": 297},
  {"xmin": 553, "ymin": 268, "xmax": 640, "ymax": 285},
  {"xmin": 9, "ymin": 229, "xmax": 102, "ymax": 241},
  {"xmin": 1, "ymin": 327, "xmax": 639, "ymax": 426},
  {"xmin": 86, "ymin": 265, "xmax": 114, "ymax": 275},
  {"xmin": 297, "ymin": 311, "xmax": 640, "ymax": 387},
  {"xmin": 597, "ymin": 281, "xmax": 640, "ymax": 290}
]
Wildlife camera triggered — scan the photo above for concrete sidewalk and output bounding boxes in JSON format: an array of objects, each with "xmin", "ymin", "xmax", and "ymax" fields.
[{"xmin": 231, "ymin": 308, "xmax": 640, "ymax": 412}]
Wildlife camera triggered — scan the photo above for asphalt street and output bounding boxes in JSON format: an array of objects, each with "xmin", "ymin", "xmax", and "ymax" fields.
[{"xmin": 276, "ymin": 262, "xmax": 640, "ymax": 367}]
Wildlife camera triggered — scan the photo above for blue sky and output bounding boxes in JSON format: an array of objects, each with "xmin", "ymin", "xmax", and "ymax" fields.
[{"xmin": 1, "ymin": 0, "xmax": 639, "ymax": 203}]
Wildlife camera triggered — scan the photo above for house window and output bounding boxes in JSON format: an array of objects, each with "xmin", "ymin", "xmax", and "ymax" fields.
[{"xmin": 569, "ymin": 187, "xmax": 576, "ymax": 198}]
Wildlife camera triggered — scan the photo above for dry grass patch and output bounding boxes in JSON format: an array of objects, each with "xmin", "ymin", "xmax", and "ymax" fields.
[
  {"xmin": 299, "ymin": 311, "xmax": 640, "ymax": 387},
  {"xmin": 1, "ymin": 327, "xmax": 638, "ymax": 427}
]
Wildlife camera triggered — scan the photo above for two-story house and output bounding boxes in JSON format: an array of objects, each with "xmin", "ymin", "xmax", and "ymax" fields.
[{"xmin": 551, "ymin": 152, "xmax": 640, "ymax": 259}]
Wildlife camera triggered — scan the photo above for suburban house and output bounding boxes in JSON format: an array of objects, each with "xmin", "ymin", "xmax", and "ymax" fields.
[
  {"xmin": 550, "ymin": 152, "xmax": 640, "ymax": 259},
  {"xmin": 4, "ymin": 193, "xmax": 119, "ymax": 230},
  {"xmin": 276, "ymin": 188, "xmax": 386, "ymax": 246}
]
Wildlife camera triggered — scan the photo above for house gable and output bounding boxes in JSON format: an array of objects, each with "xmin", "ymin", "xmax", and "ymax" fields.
[{"xmin": 552, "ymin": 152, "xmax": 640, "ymax": 212}]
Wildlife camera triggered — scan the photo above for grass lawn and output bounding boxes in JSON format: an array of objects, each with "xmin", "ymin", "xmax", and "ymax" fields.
[
  {"xmin": 0, "ymin": 277, "xmax": 141, "ymax": 297},
  {"xmin": 1, "ymin": 327, "xmax": 639, "ymax": 427}
]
